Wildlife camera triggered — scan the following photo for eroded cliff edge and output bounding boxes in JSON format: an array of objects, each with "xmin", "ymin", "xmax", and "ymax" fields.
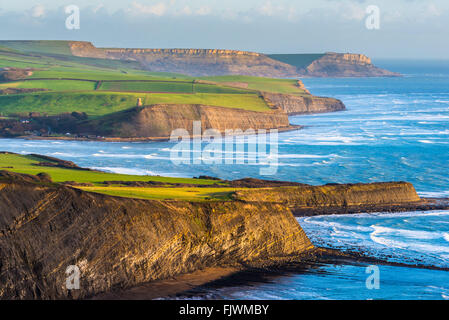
[
  {"xmin": 75, "ymin": 104, "xmax": 294, "ymax": 139},
  {"xmin": 261, "ymin": 92, "xmax": 346, "ymax": 115},
  {"xmin": 299, "ymin": 53, "xmax": 400, "ymax": 77},
  {"xmin": 0, "ymin": 169, "xmax": 431, "ymax": 299},
  {"xmin": 233, "ymin": 182, "xmax": 424, "ymax": 216},
  {"xmin": 0, "ymin": 172, "xmax": 312, "ymax": 299},
  {"xmin": 68, "ymin": 42, "xmax": 399, "ymax": 78}
]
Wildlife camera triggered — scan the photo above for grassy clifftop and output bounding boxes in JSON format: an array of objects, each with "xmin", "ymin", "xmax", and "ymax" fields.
[{"xmin": 0, "ymin": 153, "xmax": 423, "ymax": 206}]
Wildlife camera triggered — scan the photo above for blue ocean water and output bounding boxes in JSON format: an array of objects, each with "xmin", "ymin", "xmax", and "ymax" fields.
[{"xmin": 1, "ymin": 59, "xmax": 449, "ymax": 299}]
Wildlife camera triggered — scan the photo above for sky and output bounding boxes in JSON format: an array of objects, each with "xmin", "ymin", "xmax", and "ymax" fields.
[{"xmin": 0, "ymin": 0, "xmax": 448, "ymax": 59}]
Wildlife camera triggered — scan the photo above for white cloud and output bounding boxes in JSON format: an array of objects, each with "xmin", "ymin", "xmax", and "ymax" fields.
[
  {"xmin": 129, "ymin": 1, "xmax": 167, "ymax": 16},
  {"xmin": 30, "ymin": 4, "xmax": 45, "ymax": 18},
  {"xmin": 196, "ymin": 6, "xmax": 211, "ymax": 16},
  {"xmin": 258, "ymin": 1, "xmax": 284, "ymax": 17},
  {"xmin": 426, "ymin": 4, "xmax": 441, "ymax": 17},
  {"xmin": 179, "ymin": 6, "xmax": 192, "ymax": 15},
  {"xmin": 340, "ymin": 3, "xmax": 366, "ymax": 21}
]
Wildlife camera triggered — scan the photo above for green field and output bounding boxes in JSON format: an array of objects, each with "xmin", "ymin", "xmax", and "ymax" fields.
[
  {"xmin": 0, "ymin": 153, "xmax": 238, "ymax": 201},
  {"xmin": 0, "ymin": 40, "xmax": 73, "ymax": 55},
  {"xmin": 0, "ymin": 41, "xmax": 314, "ymax": 138},
  {"xmin": 79, "ymin": 186, "xmax": 236, "ymax": 201},
  {"xmin": 98, "ymin": 80, "xmax": 252, "ymax": 94},
  {"xmin": 201, "ymin": 75, "xmax": 308, "ymax": 95},
  {"xmin": 0, "ymin": 80, "xmax": 96, "ymax": 91},
  {"xmin": 0, "ymin": 91, "xmax": 270, "ymax": 116}
]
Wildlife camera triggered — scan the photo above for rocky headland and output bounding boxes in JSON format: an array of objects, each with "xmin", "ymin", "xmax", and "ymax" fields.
[
  {"xmin": 0, "ymin": 167, "xmax": 445, "ymax": 299},
  {"xmin": 68, "ymin": 42, "xmax": 399, "ymax": 78}
]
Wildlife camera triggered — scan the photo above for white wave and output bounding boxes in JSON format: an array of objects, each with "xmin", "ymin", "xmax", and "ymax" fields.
[
  {"xmin": 369, "ymin": 225, "xmax": 441, "ymax": 240},
  {"xmin": 49, "ymin": 152, "xmax": 80, "ymax": 157},
  {"xmin": 370, "ymin": 225, "xmax": 449, "ymax": 253},
  {"xmin": 276, "ymin": 154, "xmax": 337, "ymax": 159},
  {"xmin": 444, "ymin": 233, "xmax": 449, "ymax": 243},
  {"xmin": 90, "ymin": 167, "xmax": 157, "ymax": 176},
  {"xmin": 419, "ymin": 190, "xmax": 449, "ymax": 198}
]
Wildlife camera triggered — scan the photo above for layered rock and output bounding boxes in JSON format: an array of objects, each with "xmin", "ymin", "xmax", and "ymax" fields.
[
  {"xmin": 68, "ymin": 42, "xmax": 399, "ymax": 78},
  {"xmin": 79, "ymin": 104, "xmax": 293, "ymax": 139},
  {"xmin": 234, "ymin": 182, "xmax": 422, "ymax": 215},
  {"xmin": 0, "ymin": 172, "xmax": 312, "ymax": 299},
  {"xmin": 297, "ymin": 52, "xmax": 400, "ymax": 77},
  {"xmin": 261, "ymin": 92, "xmax": 346, "ymax": 115},
  {"xmin": 69, "ymin": 42, "xmax": 299, "ymax": 78}
]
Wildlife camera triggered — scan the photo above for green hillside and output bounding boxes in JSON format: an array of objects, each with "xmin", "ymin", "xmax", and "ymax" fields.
[
  {"xmin": 0, "ymin": 153, "xmax": 236, "ymax": 201},
  {"xmin": 268, "ymin": 54, "xmax": 325, "ymax": 69},
  {"xmin": 0, "ymin": 41, "xmax": 314, "ymax": 118}
]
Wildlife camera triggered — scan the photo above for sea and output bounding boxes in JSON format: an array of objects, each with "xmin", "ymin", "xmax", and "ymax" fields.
[{"xmin": 1, "ymin": 59, "xmax": 449, "ymax": 299}]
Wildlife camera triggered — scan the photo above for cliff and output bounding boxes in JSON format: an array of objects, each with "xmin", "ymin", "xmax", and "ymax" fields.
[
  {"xmin": 69, "ymin": 42, "xmax": 299, "ymax": 78},
  {"xmin": 68, "ymin": 42, "xmax": 398, "ymax": 78},
  {"xmin": 0, "ymin": 171, "xmax": 312, "ymax": 299},
  {"xmin": 297, "ymin": 52, "xmax": 400, "ymax": 77},
  {"xmin": 261, "ymin": 92, "xmax": 346, "ymax": 115},
  {"xmin": 234, "ymin": 182, "xmax": 422, "ymax": 215},
  {"xmin": 78, "ymin": 104, "xmax": 293, "ymax": 139}
]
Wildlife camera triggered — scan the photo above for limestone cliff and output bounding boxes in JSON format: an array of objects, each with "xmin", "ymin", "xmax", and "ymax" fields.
[
  {"xmin": 68, "ymin": 42, "xmax": 398, "ymax": 78},
  {"xmin": 234, "ymin": 182, "xmax": 421, "ymax": 215},
  {"xmin": 297, "ymin": 52, "xmax": 400, "ymax": 77},
  {"xmin": 0, "ymin": 172, "xmax": 312, "ymax": 299},
  {"xmin": 261, "ymin": 92, "xmax": 346, "ymax": 115},
  {"xmin": 79, "ymin": 104, "xmax": 293, "ymax": 139},
  {"xmin": 69, "ymin": 42, "xmax": 299, "ymax": 78}
]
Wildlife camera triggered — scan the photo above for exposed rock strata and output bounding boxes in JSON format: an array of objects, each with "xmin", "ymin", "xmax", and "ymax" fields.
[
  {"xmin": 261, "ymin": 92, "xmax": 346, "ymax": 115},
  {"xmin": 0, "ymin": 171, "xmax": 312, "ymax": 299},
  {"xmin": 79, "ymin": 104, "xmax": 293, "ymax": 138},
  {"xmin": 69, "ymin": 42, "xmax": 298, "ymax": 78},
  {"xmin": 298, "ymin": 53, "xmax": 400, "ymax": 77},
  {"xmin": 234, "ymin": 182, "xmax": 422, "ymax": 216},
  {"xmin": 68, "ymin": 42, "xmax": 399, "ymax": 78}
]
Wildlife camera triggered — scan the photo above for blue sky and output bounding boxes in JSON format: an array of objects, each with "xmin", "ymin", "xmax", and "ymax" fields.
[{"xmin": 0, "ymin": 0, "xmax": 448, "ymax": 59}]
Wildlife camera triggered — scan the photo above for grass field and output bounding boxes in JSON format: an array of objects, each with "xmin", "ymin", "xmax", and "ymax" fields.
[
  {"xmin": 201, "ymin": 75, "xmax": 308, "ymax": 95},
  {"xmin": 98, "ymin": 81, "xmax": 252, "ymax": 94},
  {"xmin": 0, "ymin": 41, "xmax": 73, "ymax": 55},
  {"xmin": 0, "ymin": 91, "xmax": 270, "ymax": 116},
  {"xmin": 0, "ymin": 80, "xmax": 97, "ymax": 91},
  {"xmin": 0, "ymin": 153, "xmax": 224, "ymax": 185},
  {"xmin": 79, "ymin": 186, "xmax": 236, "ymax": 201},
  {"xmin": 0, "ymin": 153, "xmax": 237, "ymax": 201},
  {"xmin": 0, "ymin": 41, "xmax": 303, "ymax": 124}
]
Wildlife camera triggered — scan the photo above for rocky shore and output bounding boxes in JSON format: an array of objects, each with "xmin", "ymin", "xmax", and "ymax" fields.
[{"xmin": 0, "ymin": 167, "xmax": 444, "ymax": 300}]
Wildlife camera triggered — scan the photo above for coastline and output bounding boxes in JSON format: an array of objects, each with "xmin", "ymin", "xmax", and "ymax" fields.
[
  {"xmin": 91, "ymin": 246, "xmax": 449, "ymax": 300},
  {"xmin": 14, "ymin": 125, "xmax": 303, "ymax": 142},
  {"xmin": 291, "ymin": 197, "xmax": 449, "ymax": 217}
]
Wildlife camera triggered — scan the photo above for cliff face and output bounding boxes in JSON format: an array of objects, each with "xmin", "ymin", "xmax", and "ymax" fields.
[
  {"xmin": 68, "ymin": 42, "xmax": 398, "ymax": 78},
  {"xmin": 81, "ymin": 104, "xmax": 292, "ymax": 139},
  {"xmin": 0, "ymin": 172, "xmax": 312, "ymax": 299},
  {"xmin": 68, "ymin": 42, "xmax": 299, "ymax": 78},
  {"xmin": 234, "ymin": 182, "xmax": 421, "ymax": 215},
  {"xmin": 261, "ymin": 92, "xmax": 346, "ymax": 115},
  {"xmin": 298, "ymin": 52, "xmax": 400, "ymax": 77}
]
